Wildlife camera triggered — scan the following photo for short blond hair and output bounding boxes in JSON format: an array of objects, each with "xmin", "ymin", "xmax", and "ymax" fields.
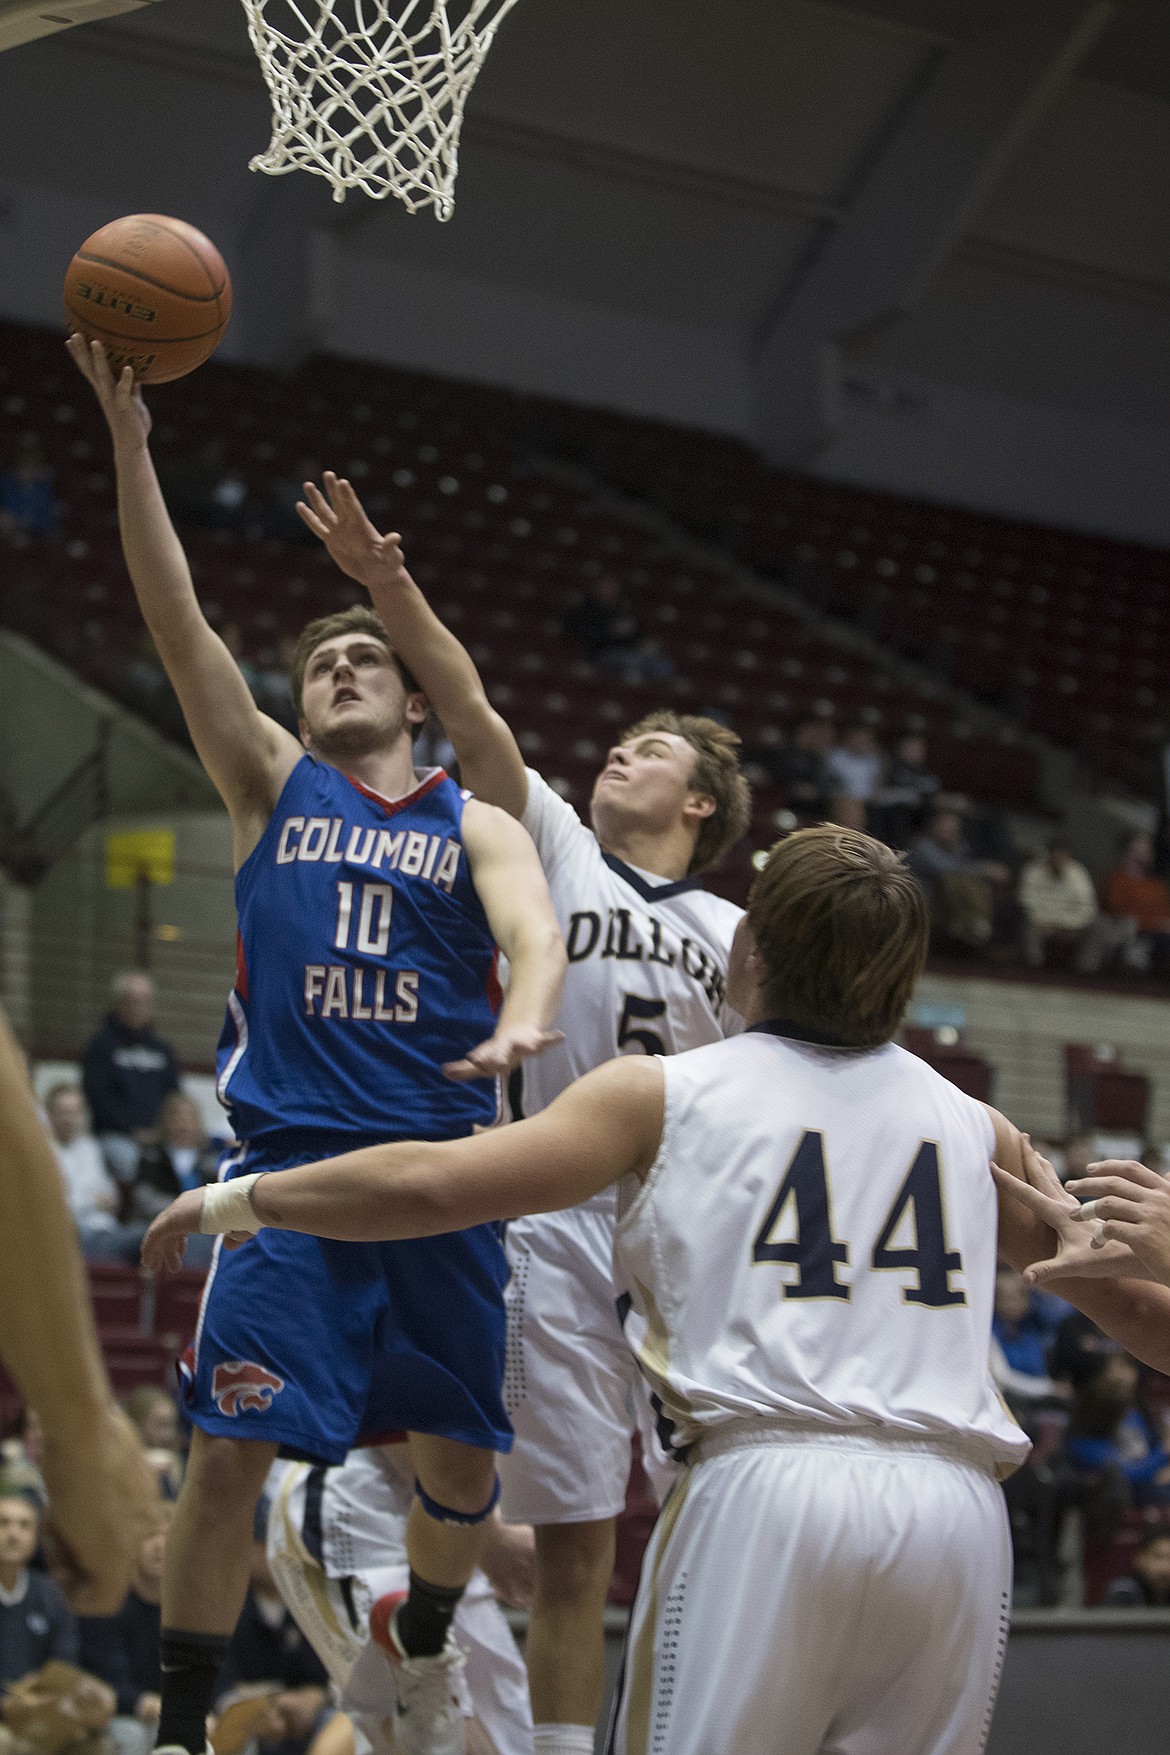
[
  {"xmin": 290, "ymin": 605, "xmax": 419, "ymax": 717},
  {"xmin": 621, "ymin": 711, "xmax": 751, "ymax": 874},
  {"xmin": 748, "ymin": 826, "xmax": 928, "ymax": 1047}
]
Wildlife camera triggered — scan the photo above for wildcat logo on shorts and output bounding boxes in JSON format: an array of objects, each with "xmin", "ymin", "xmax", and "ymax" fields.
[{"xmin": 212, "ymin": 1360, "xmax": 285, "ymax": 1416}]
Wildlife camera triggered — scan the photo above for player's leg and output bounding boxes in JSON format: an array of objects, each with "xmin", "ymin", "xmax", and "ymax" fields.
[
  {"xmin": 499, "ymin": 1211, "xmax": 637, "ymax": 1753},
  {"xmin": 524, "ymin": 1520, "xmax": 615, "ymax": 1732},
  {"xmin": 388, "ymin": 1433, "xmax": 499, "ymax": 1654},
  {"xmin": 157, "ymin": 1429, "xmax": 279, "ymax": 1754}
]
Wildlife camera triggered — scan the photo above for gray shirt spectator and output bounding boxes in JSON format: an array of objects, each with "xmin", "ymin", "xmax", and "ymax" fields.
[
  {"xmin": 825, "ymin": 725, "xmax": 883, "ymax": 803},
  {"xmin": 44, "ymin": 1085, "xmax": 145, "ymax": 1266},
  {"xmin": 0, "ymin": 1494, "xmax": 79, "ymax": 1686}
]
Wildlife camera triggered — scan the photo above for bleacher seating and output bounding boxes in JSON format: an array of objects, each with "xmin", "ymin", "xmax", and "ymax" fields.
[{"xmin": 0, "ymin": 318, "xmax": 1062, "ymax": 916}]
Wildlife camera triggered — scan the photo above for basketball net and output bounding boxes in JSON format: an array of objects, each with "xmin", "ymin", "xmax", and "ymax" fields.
[{"xmin": 240, "ymin": 0, "xmax": 522, "ymax": 217}]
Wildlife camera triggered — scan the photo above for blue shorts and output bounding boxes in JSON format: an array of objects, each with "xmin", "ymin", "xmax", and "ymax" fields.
[{"xmin": 183, "ymin": 1133, "xmax": 511, "ymax": 1463}]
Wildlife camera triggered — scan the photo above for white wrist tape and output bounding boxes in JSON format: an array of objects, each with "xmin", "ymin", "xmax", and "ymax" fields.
[{"xmin": 199, "ymin": 1173, "xmax": 264, "ymax": 1235}]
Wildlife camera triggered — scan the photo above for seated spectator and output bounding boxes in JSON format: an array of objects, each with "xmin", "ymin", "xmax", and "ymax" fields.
[
  {"xmin": 1102, "ymin": 1529, "xmax": 1170, "ymax": 1607},
  {"xmin": 764, "ymin": 718, "xmax": 833, "ymax": 819},
  {"xmin": 130, "ymin": 1094, "xmax": 221, "ymax": 1220},
  {"xmin": 82, "ymin": 972, "xmax": 180, "ymax": 1183},
  {"xmin": 991, "ymin": 1265, "xmax": 1064, "ymax": 1407},
  {"xmin": 1050, "ymin": 1309, "xmax": 1122, "ymax": 1392},
  {"xmin": 870, "ymin": 733, "xmax": 941, "ymax": 848},
  {"xmin": 563, "ymin": 574, "xmax": 640, "ymax": 665},
  {"xmin": 1063, "ymin": 1354, "xmax": 1170, "ymax": 1510},
  {"xmin": 216, "ymin": 1505, "xmax": 330, "ymax": 1755},
  {"xmin": 0, "ymin": 435, "xmax": 58, "ymax": 540},
  {"xmin": 825, "ymin": 725, "xmax": 882, "ymax": 817},
  {"xmin": 0, "ymin": 1414, "xmax": 45, "ymax": 1511},
  {"xmin": 1017, "ymin": 839, "xmax": 1099, "ymax": 969},
  {"xmin": 1099, "ymin": 831, "xmax": 1170, "ymax": 976},
  {"xmin": 908, "ymin": 808, "xmax": 1011, "ymax": 949},
  {"xmin": 78, "ymin": 1507, "xmax": 169, "ymax": 1755},
  {"xmin": 43, "ymin": 1085, "xmax": 144, "ymax": 1266},
  {"xmin": 121, "ymin": 1390, "xmax": 184, "ymax": 1500},
  {"xmin": 0, "ymin": 1495, "xmax": 110, "ymax": 1753}
]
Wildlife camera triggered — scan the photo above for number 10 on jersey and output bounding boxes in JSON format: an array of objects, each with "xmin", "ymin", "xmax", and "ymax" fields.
[{"xmin": 752, "ymin": 1130, "xmax": 966, "ymax": 1307}]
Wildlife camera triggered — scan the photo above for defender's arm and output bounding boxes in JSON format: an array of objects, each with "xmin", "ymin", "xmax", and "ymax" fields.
[
  {"xmin": 297, "ymin": 474, "xmax": 528, "ymax": 816},
  {"xmin": 69, "ymin": 338, "xmax": 300, "ymax": 859},
  {"xmin": 446, "ymin": 800, "xmax": 567, "ymax": 1081},
  {"xmin": 991, "ymin": 1110, "xmax": 1170, "ymax": 1375},
  {"xmin": 142, "ymin": 1057, "xmax": 665, "ymax": 1269}
]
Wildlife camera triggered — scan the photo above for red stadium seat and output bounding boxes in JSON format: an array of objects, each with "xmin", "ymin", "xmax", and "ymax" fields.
[
  {"xmin": 152, "ymin": 1269, "xmax": 210, "ymax": 1353},
  {"xmin": 87, "ymin": 1263, "xmax": 145, "ymax": 1333}
]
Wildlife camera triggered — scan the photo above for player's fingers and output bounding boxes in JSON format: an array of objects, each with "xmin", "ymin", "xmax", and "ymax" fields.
[
  {"xmin": 1069, "ymin": 1177, "xmax": 1157, "ymax": 1210},
  {"xmin": 322, "ymin": 470, "xmax": 346, "ymax": 511},
  {"xmin": 302, "ymin": 480, "xmax": 338, "ymax": 525},
  {"xmin": 1076, "ymin": 1196, "xmax": 1145, "ymax": 1226},
  {"xmin": 335, "ymin": 477, "xmax": 367, "ymax": 519},
  {"xmin": 442, "ymin": 1054, "xmax": 497, "ymax": 1082},
  {"xmin": 990, "ymin": 1162, "xmax": 1072, "ymax": 1219},
  {"xmin": 295, "ymin": 501, "xmax": 331, "ymax": 539},
  {"xmin": 1082, "ymin": 1159, "xmax": 1165, "ymax": 1190}
]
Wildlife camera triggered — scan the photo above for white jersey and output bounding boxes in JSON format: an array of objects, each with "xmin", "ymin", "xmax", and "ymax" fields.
[
  {"xmin": 615, "ymin": 1028, "xmax": 1029, "ymax": 1478},
  {"xmin": 517, "ymin": 768, "xmax": 743, "ymax": 1120}
]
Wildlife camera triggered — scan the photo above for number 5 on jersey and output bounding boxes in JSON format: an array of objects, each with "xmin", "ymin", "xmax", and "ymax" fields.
[{"xmin": 752, "ymin": 1130, "xmax": 965, "ymax": 1307}]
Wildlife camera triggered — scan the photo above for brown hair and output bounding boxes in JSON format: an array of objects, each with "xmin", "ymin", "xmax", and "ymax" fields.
[
  {"xmin": 620, "ymin": 711, "xmax": 751, "ymax": 873},
  {"xmin": 289, "ymin": 605, "xmax": 420, "ymax": 718},
  {"xmin": 748, "ymin": 826, "xmax": 929, "ymax": 1047}
]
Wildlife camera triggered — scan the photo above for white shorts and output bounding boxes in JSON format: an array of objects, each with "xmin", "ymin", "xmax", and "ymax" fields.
[
  {"xmin": 608, "ymin": 1426, "xmax": 1012, "ymax": 1755},
  {"xmin": 500, "ymin": 1203, "xmax": 650, "ymax": 1525},
  {"xmin": 266, "ymin": 1461, "xmax": 533, "ymax": 1755}
]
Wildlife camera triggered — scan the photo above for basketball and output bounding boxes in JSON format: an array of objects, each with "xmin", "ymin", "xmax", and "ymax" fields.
[{"xmin": 63, "ymin": 213, "xmax": 232, "ymax": 385}]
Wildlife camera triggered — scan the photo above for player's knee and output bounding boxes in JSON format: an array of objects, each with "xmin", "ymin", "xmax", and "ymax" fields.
[
  {"xmin": 534, "ymin": 1519, "xmax": 616, "ymax": 1605},
  {"xmin": 412, "ymin": 1437, "xmax": 498, "ymax": 1517},
  {"xmin": 184, "ymin": 1430, "xmax": 277, "ymax": 1513}
]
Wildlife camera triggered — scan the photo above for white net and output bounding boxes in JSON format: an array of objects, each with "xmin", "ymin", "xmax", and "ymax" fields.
[{"xmin": 240, "ymin": 0, "xmax": 522, "ymax": 218}]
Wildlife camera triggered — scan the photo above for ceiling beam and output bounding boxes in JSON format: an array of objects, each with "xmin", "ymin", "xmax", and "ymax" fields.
[{"xmin": 752, "ymin": 1, "xmax": 1114, "ymax": 466}]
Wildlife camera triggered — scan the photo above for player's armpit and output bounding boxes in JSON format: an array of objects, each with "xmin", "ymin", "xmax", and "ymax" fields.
[{"xmin": 251, "ymin": 1056, "xmax": 666, "ymax": 1240}]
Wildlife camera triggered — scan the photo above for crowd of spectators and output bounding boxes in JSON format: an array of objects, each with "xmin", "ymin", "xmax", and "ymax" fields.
[
  {"xmin": 38, "ymin": 974, "xmax": 222, "ymax": 1267},
  {"xmin": 0, "ymin": 1470, "xmax": 330, "ymax": 1755}
]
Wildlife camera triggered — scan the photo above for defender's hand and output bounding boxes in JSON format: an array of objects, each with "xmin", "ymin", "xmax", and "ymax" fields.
[
  {"xmin": 296, "ymin": 472, "xmax": 408, "ymax": 593},
  {"xmin": 992, "ymin": 1138, "xmax": 1145, "ymax": 1287},
  {"xmin": 1065, "ymin": 1159, "xmax": 1170, "ymax": 1287},
  {"xmin": 443, "ymin": 1023, "xmax": 565, "ymax": 1082},
  {"xmin": 66, "ymin": 335, "xmax": 152, "ymax": 448},
  {"xmin": 40, "ymin": 1405, "xmax": 161, "ymax": 1615},
  {"xmin": 141, "ymin": 1188, "xmax": 208, "ymax": 1274}
]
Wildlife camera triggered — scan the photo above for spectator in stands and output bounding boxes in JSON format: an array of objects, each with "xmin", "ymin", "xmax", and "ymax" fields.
[
  {"xmin": 0, "ymin": 1491, "xmax": 79, "ymax": 1683},
  {"xmin": 991, "ymin": 1265, "xmax": 1064, "ymax": 1408},
  {"xmin": 159, "ymin": 439, "xmax": 247, "ymax": 533},
  {"xmin": 1099, "ymin": 831, "xmax": 1170, "ymax": 976},
  {"xmin": 82, "ymin": 973, "xmax": 180, "ymax": 1183},
  {"xmin": 1051, "ymin": 1309, "xmax": 1122, "ymax": 1392},
  {"xmin": 563, "ymin": 574, "xmax": 640, "ymax": 664},
  {"xmin": 78, "ymin": 1506, "xmax": 168, "ymax": 1755},
  {"xmin": 0, "ymin": 1413, "xmax": 45, "ymax": 1511},
  {"xmin": 44, "ymin": 1085, "xmax": 144, "ymax": 1266},
  {"xmin": 825, "ymin": 724, "xmax": 882, "ymax": 821},
  {"xmin": 1018, "ymin": 839, "xmax": 1099, "ymax": 969},
  {"xmin": 215, "ymin": 1504, "xmax": 329, "ymax": 1755},
  {"xmin": 870, "ymin": 733, "xmax": 941, "ymax": 849},
  {"xmin": 908, "ymin": 807, "xmax": 1011, "ymax": 949},
  {"xmin": 1063, "ymin": 1354, "xmax": 1170, "ymax": 1509},
  {"xmin": 1102, "ymin": 1530, "xmax": 1170, "ymax": 1607},
  {"xmin": 766, "ymin": 717, "xmax": 833, "ymax": 820},
  {"xmin": 0, "ymin": 435, "xmax": 58, "ymax": 540},
  {"xmin": 129, "ymin": 1092, "xmax": 220, "ymax": 1271},
  {"xmin": 121, "ymin": 1391, "xmax": 183, "ymax": 1502}
]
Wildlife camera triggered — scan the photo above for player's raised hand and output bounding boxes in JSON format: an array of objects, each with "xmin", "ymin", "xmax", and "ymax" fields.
[
  {"xmin": 443, "ymin": 1022, "xmax": 566, "ymax": 1082},
  {"xmin": 1064, "ymin": 1158, "xmax": 1170, "ymax": 1287},
  {"xmin": 296, "ymin": 472, "xmax": 408, "ymax": 592},
  {"xmin": 992, "ymin": 1137, "xmax": 1148, "ymax": 1287},
  {"xmin": 65, "ymin": 335, "xmax": 152, "ymax": 448}
]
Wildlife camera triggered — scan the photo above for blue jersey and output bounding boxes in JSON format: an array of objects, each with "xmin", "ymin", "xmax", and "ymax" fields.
[{"xmin": 216, "ymin": 756, "xmax": 502, "ymax": 1147}]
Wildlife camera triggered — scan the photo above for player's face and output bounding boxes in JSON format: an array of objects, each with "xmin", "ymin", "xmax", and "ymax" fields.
[
  {"xmin": 589, "ymin": 732, "xmax": 713, "ymax": 844},
  {"xmin": 299, "ymin": 636, "xmax": 425, "ymax": 758}
]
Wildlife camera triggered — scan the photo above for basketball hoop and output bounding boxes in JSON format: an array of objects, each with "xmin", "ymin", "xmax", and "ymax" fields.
[{"xmin": 240, "ymin": 0, "xmax": 522, "ymax": 218}]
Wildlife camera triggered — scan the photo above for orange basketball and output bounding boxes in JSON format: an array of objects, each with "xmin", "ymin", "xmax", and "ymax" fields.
[{"xmin": 64, "ymin": 213, "xmax": 232, "ymax": 385}]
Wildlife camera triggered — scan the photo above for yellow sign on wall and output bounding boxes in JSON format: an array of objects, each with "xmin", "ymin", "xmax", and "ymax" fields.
[{"xmin": 105, "ymin": 828, "xmax": 175, "ymax": 889}]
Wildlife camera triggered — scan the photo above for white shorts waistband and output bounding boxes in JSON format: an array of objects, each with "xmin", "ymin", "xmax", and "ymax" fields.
[{"xmin": 688, "ymin": 1416, "xmax": 998, "ymax": 1478}]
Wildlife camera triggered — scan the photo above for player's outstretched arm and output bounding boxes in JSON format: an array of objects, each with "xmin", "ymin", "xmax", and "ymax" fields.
[
  {"xmin": 0, "ymin": 1009, "xmax": 160, "ymax": 1612},
  {"xmin": 446, "ymin": 800, "xmax": 568, "ymax": 1079},
  {"xmin": 991, "ymin": 1115, "xmax": 1170, "ymax": 1375},
  {"xmin": 142, "ymin": 1056, "xmax": 665, "ymax": 1268},
  {"xmin": 297, "ymin": 474, "xmax": 528, "ymax": 816},
  {"xmin": 68, "ymin": 338, "xmax": 300, "ymax": 856}
]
